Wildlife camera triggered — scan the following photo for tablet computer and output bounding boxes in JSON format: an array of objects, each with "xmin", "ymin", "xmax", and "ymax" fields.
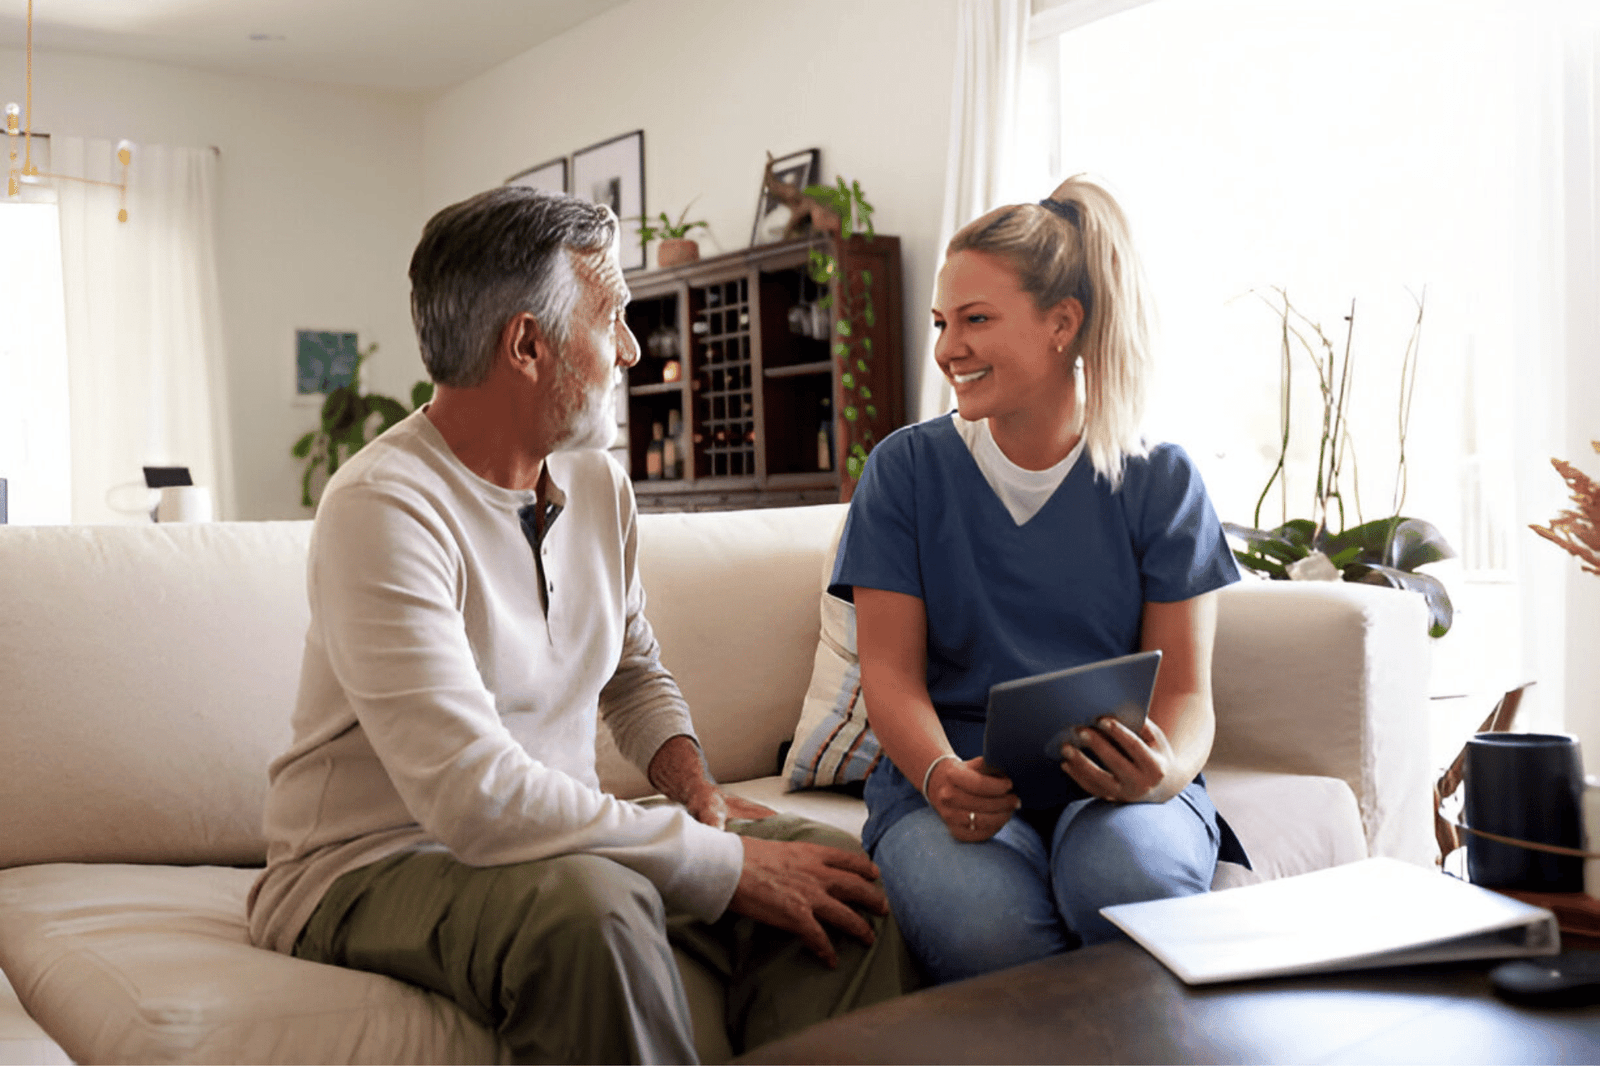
[{"xmin": 981, "ymin": 649, "xmax": 1162, "ymax": 809}]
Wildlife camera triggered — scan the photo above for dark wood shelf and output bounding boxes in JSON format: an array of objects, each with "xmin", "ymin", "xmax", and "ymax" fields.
[
  {"xmin": 765, "ymin": 361, "xmax": 832, "ymax": 379},
  {"xmin": 629, "ymin": 381, "xmax": 684, "ymax": 397},
  {"xmin": 622, "ymin": 235, "xmax": 904, "ymax": 512}
]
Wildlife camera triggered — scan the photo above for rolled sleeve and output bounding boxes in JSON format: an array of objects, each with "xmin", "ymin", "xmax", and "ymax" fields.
[
  {"xmin": 599, "ymin": 489, "xmax": 699, "ymax": 772},
  {"xmin": 1128, "ymin": 443, "xmax": 1240, "ymax": 603},
  {"xmin": 829, "ymin": 428, "xmax": 924, "ymax": 603}
]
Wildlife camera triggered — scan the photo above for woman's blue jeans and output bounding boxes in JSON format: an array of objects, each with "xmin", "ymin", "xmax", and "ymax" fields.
[{"xmin": 871, "ymin": 783, "xmax": 1221, "ymax": 985}]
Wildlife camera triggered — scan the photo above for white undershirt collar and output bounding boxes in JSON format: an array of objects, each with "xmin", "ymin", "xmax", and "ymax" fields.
[{"xmin": 952, "ymin": 413, "xmax": 1084, "ymax": 525}]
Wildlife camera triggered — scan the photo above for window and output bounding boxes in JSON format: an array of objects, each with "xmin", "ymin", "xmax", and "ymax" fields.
[
  {"xmin": 1022, "ymin": 0, "xmax": 1580, "ymax": 738},
  {"xmin": 0, "ymin": 198, "xmax": 72, "ymax": 525}
]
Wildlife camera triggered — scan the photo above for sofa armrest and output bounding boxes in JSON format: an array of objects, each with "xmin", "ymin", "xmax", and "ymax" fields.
[{"xmin": 1210, "ymin": 579, "xmax": 1434, "ymax": 867}]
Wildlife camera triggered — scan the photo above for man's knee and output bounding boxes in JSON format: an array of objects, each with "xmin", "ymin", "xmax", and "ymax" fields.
[{"xmin": 499, "ymin": 854, "xmax": 668, "ymax": 971}]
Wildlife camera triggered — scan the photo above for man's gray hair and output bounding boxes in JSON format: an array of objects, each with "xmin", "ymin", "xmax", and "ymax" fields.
[{"xmin": 409, "ymin": 186, "xmax": 618, "ymax": 387}]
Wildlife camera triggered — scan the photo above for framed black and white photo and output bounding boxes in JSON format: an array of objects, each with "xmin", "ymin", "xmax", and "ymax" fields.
[
  {"xmin": 751, "ymin": 148, "xmax": 821, "ymax": 246},
  {"xmin": 572, "ymin": 130, "xmax": 645, "ymax": 270},
  {"xmin": 506, "ymin": 156, "xmax": 568, "ymax": 194}
]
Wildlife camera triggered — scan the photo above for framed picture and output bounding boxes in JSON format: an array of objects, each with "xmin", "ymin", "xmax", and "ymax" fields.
[
  {"xmin": 751, "ymin": 148, "xmax": 821, "ymax": 246},
  {"xmin": 572, "ymin": 130, "xmax": 646, "ymax": 270},
  {"xmin": 294, "ymin": 329, "xmax": 359, "ymax": 404},
  {"xmin": 506, "ymin": 156, "xmax": 568, "ymax": 193}
]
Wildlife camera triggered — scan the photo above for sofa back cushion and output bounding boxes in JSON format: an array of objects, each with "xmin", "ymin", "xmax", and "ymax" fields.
[
  {"xmin": 1210, "ymin": 579, "xmax": 1433, "ymax": 865},
  {"xmin": 0, "ymin": 522, "xmax": 312, "ymax": 868},
  {"xmin": 596, "ymin": 504, "xmax": 847, "ymax": 798}
]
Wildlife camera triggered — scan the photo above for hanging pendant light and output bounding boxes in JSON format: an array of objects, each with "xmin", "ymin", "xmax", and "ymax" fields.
[{"xmin": 4, "ymin": 0, "xmax": 132, "ymax": 221}]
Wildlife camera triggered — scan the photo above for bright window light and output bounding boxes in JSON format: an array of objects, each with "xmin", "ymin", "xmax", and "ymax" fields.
[
  {"xmin": 0, "ymin": 202, "xmax": 72, "ymax": 524},
  {"xmin": 1047, "ymin": 0, "xmax": 1522, "ymax": 571}
]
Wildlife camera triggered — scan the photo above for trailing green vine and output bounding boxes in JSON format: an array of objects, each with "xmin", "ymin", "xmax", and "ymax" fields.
[{"xmin": 804, "ymin": 177, "xmax": 878, "ymax": 481}]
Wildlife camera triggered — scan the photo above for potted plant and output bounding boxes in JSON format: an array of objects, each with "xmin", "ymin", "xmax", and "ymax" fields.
[
  {"xmin": 1531, "ymin": 441, "xmax": 1600, "ymax": 574},
  {"xmin": 291, "ymin": 343, "xmax": 434, "ymax": 508},
  {"xmin": 1223, "ymin": 290, "xmax": 1457, "ymax": 637},
  {"xmin": 801, "ymin": 176, "xmax": 880, "ymax": 483},
  {"xmin": 635, "ymin": 202, "xmax": 709, "ymax": 269}
]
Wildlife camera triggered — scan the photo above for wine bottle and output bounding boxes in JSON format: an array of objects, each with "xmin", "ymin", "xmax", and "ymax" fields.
[
  {"xmin": 647, "ymin": 423, "xmax": 664, "ymax": 480},
  {"xmin": 666, "ymin": 409, "xmax": 684, "ymax": 479},
  {"xmin": 818, "ymin": 397, "xmax": 835, "ymax": 472}
]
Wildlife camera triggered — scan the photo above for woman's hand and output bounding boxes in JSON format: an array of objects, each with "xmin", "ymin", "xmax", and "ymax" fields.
[
  {"xmin": 1060, "ymin": 716, "xmax": 1182, "ymax": 804},
  {"xmin": 924, "ymin": 756, "xmax": 1020, "ymax": 842}
]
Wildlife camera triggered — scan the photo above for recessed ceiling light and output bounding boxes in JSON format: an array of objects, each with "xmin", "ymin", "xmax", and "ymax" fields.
[{"xmin": 248, "ymin": 33, "xmax": 286, "ymax": 42}]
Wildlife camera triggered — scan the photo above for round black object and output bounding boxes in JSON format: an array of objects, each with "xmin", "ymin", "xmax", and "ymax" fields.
[
  {"xmin": 1463, "ymin": 732, "xmax": 1585, "ymax": 891},
  {"xmin": 1490, "ymin": 952, "xmax": 1600, "ymax": 1008}
]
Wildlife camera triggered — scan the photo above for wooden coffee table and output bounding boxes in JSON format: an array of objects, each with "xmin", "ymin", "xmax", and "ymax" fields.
[{"xmin": 739, "ymin": 939, "xmax": 1600, "ymax": 1064}]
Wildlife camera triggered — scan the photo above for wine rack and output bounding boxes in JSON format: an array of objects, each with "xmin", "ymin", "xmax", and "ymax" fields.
[
  {"xmin": 694, "ymin": 278, "xmax": 755, "ymax": 477},
  {"xmin": 619, "ymin": 235, "xmax": 903, "ymax": 513}
]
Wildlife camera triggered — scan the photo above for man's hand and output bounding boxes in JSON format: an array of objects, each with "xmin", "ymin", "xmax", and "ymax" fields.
[
  {"xmin": 729, "ymin": 837, "xmax": 887, "ymax": 968},
  {"xmin": 683, "ymin": 779, "xmax": 777, "ymax": 830},
  {"xmin": 649, "ymin": 735, "xmax": 774, "ymax": 829},
  {"xmin": 924, "ymin": 755, "xmax": 1019, "ymax": 842}
]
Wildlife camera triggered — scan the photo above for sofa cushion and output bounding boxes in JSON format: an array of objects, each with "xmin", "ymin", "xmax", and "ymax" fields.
[
  {"xmin": 596, "ymin": 504, "xmax": 851, "ymax": 799},
  {"xmin": 0, "ymin": 968, "xmax": 68, "ymax": 1066},
  {"xmin": 781, "ymin": 510, "xmax": 883, "ymax": 791},
  {"xmin": 1210, "ymin": 580, "xmax": 1434, "ymax": 866},
  {"xmin": 1204, "ymin": 767, "xmax": 1368, "ymax": 881},
  {"xmin": 0, "ymin": 522, "xmax": 313, "ymax": 869},
  {"xmin": 725, "ymin": 776, "xmax": 870, "ymax": 839},
  {"xmin": 0, "ymin": 864, "xmax": 507, "ymax": 1065}
]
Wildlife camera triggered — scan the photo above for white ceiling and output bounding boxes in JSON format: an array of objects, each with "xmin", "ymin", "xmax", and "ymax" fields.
[{"xmin": 0, "ymin": 0, "xmax": 631, "ymax": 94}]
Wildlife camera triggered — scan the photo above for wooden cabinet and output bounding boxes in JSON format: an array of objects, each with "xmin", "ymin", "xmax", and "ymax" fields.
[{"xmin": 615, "ymin": 235, "xmax": 904, "ymax": 512}]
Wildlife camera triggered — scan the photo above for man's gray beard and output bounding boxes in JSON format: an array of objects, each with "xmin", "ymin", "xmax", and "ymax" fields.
[{"xmin": 550, "ymin": 378, "xmax": 616, "ymax": 452}]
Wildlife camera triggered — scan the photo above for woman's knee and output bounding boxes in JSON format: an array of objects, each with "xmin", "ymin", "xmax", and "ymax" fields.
[
  {"xmin": 1051, "ymin": 798, "xmax": 1216, "ymax": 943},
  {"xmin": 874, "ymin": 810, "xmax": 1069, "ymax": 983}
]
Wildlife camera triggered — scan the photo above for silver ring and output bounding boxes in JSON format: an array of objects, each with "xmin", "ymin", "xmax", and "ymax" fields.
[{"xmin": 968, "ymin": 810, "xmax": 976, "ymax": 829}]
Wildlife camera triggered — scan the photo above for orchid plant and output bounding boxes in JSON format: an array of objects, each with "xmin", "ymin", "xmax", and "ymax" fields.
[{"xmin": 1223, "ymin": 289, "xmax": 1457, "ymax": 637}]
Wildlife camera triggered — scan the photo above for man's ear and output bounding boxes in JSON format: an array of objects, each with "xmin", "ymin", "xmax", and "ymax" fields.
[{"xmin": 500, "ymin": 312, "xmax": 553, "ymax": 380}]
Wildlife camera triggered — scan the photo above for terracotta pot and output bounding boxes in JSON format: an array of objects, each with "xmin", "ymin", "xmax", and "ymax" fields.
[{"xmin": 657, "ymin": 239, "xmax": 700, "ymax": 269}]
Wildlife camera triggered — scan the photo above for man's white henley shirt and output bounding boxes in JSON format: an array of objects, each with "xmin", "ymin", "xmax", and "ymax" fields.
[{"xmin": 248, "ymin": 411, "xmax": 744, "ymax": 954}]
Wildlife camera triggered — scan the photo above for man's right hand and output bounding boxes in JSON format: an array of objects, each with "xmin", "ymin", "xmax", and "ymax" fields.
[{"xmin": 728, "ymin": 837, "xmax": 888, "ymax": 968}]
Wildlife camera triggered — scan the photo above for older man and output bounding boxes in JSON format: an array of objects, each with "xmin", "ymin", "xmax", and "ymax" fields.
[{"xmin": 248, "ymin": 187, "xmax": 917, "ymax": 1064}]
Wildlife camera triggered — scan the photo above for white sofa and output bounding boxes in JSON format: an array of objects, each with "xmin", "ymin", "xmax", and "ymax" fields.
[{"xmin": 0, "ymin": 504, "xmax": 1434, "ymax": 1065}]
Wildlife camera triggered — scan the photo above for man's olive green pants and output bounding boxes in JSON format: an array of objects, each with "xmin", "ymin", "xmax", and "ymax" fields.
[{"xmin": 293, "ymin": 814, "xmax": 922, "ymax": 1064}]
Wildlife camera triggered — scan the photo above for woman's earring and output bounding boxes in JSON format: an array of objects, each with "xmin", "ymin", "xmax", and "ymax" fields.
[{"xmin": 1056, "ymin": 345, "xmax": 1066, "ymax": 354}]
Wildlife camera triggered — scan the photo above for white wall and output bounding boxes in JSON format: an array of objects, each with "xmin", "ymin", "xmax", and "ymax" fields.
[
  {"xmin": 8, "ymin": 0, "xmax": 961, "ymax": 518},
  {"xmin": 0, "ymin": 48, "xmax": 427, "ymax": 520},
  {"xmin": 421, "ymin": 0, "xmax": 960, "ymax": 419}
]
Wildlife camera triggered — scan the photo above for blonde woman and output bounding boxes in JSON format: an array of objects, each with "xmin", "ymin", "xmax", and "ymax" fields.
[{"xmin": 830, "ymin": 177, "xmax": 1248, "ymax": 984}]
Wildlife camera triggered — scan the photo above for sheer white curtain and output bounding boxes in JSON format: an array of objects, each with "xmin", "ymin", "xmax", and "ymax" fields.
[
  {"xmin": 0, "ymin": 200, "xmax": 72, "ymax": 524},
  {"xmin": 921, "ymin": 0, "xmax": 1032, "ymax": 420},
  {"xmin": 1536, "ymin": 11, "xmax": 1600, "ymax": 763},
  {"xmin": 53, "ymin": 138, "xmax": 234, "ymax": 523}
]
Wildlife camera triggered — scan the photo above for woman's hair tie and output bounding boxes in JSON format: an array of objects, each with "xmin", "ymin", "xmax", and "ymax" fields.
[{"xmin": 1038, "ymin": 198, "xmax": 1081, "ymax": 228}]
